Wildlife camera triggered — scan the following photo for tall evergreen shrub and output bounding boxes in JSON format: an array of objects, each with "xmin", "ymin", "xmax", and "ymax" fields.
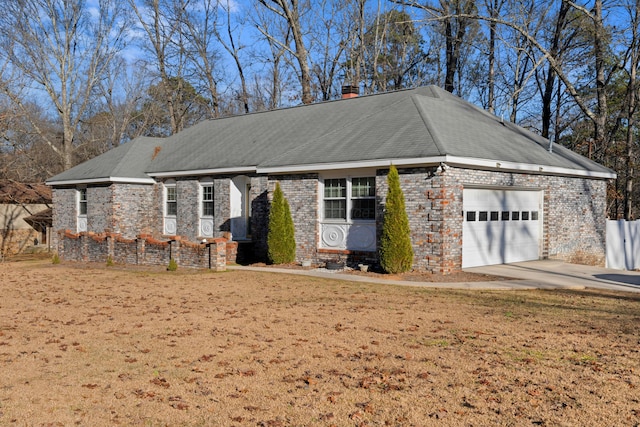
[
  {"xmin": 267, "ymin": 182, "xmax": 296, "ymax": 264},
  {"xmin": 379, "ymin": 165, "xmax": 413, "ymax": 273}
]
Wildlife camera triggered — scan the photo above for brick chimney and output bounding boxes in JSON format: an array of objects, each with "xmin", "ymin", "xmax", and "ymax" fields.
[{"xmin": 341, "ymin": 85, "xmax": 359, "ymax": 99}]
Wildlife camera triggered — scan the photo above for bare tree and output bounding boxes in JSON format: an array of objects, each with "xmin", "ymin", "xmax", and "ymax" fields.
[
  {"xmin": 178, "ymin": 0, "xmax": 224, "ymax": 118},
  {"xmin": 258, "ymin": 0, "xmax": 314, "ymax": 105},
  {"xmin": 129, "ymin": 0, "xmax": 192, "ymax": 134},
  {"xmin": 0, "ymin": 0, "xmax": 129, "ymax": 172}
]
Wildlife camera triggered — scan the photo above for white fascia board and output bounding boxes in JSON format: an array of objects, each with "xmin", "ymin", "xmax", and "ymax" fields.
[
  {"xmin": 148, "ymin": 166, "xmax": 257, "ymax": 178},
  {"xmin": 445, "ymin": 156, "xmax": 617, "ymax": 179},
  {"xmin": 257, "ymin": 157, "xmax": 446, "ymax": 174},
  {"xmin": 142, "ymin": 157, "xmax": 615, "ymax": 180},
  {"xmin": 46, "ymin": 176, "xmax": 156, "ymax": 186}
]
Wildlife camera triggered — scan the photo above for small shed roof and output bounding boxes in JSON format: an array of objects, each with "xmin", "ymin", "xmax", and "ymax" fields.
[{"xmin": 0, "ymin": 181, "xmax": 51, "ymax": 204}]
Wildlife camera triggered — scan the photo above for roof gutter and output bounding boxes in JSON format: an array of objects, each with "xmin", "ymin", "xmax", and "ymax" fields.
[
  {"xmin": 147, "ymin": 166, "xmax": 257, "ymax": 178},
  {"xmin": 258, "ymin": 155, "xmax": 617, "ymax": 179},
  {"xmin": 444, "ymin": 156, "xmax": 617, "ymax": 179},
  {"xmin": 46, "ymin": 176, "xmax": 156, "ymax": 186}
]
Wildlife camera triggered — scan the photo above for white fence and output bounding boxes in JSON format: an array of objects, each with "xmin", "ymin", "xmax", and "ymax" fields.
[{"xmin": 606, "ymin": 219, "xmax": 640, "ymax": 270}]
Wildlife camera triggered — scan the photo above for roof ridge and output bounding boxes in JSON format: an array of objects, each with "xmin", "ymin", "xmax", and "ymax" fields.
[{"xmin": 411, "ymin": 94, "xmax": 447, "ymax": 155}]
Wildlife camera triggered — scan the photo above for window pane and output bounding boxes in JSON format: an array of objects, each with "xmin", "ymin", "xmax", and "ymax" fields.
[
  {"xmin": 166, "ymin": 187, "xmax": 176, "ymax": 201},
  {"xmin": 501, "ymin": 211, "xmax": 510, "ymax": 221},
  {"xmin": 166, "ymin": 186, "xmax": 177, "ymax": 216},
  {"xmin": 512, "ymin": 211, "xmax": 520, "ymax": 221},
  {"xmin": 479, "ymin": 211, "xmax": 488, "ymax": 221},
  {"xmin": 352, "ymin": 199, "xmax": 375, "ymax": 220},
  {"xmin": 79, "ymin": 189, "xmax": 87, "ymax": 215},
  {"xmin": 202, "ymin": 185, "xmax": 214, "ymax": 217},
  {"xmin": 324, "ymin": 179, "xmax": 346, "ymax": 198},
  {"xmin": 352, "ymin": 177, "xmax": 375, "ymax": 197},
  {"xmin": 531, "ymin": 211, "xmax": 539, "ymax": 220},
  {"xmin": 324, "ymin": 199, "xmax": 346, "ymax": 219},
  {"xmin": 202, "ymin": 201, "xmax": 213, "ymax": 217},
  {"xmin": 522, "ymin": 211, "xmax": 529, "ymax": 220},
  {"xmin": 490, "ymin": 211, "xmax": 499, "ymax": 221},
  {"xmin": 466, "ymin": 211, "xmax": 476, "ymax": 221}
]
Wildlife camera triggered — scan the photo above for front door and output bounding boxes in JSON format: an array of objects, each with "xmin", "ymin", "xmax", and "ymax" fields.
[{"xmin": 230, "ymin": 176, "xmax": 251, "ymax": 240}]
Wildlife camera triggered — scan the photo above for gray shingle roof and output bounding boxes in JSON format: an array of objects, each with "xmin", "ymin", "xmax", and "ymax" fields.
[
  {"xmin": 47, "ymin": 86, "xmax": 614, "ymax": 185},
  {"xmin": 47, "ymin": 136, "xmax": 164, "ymax": 184}
]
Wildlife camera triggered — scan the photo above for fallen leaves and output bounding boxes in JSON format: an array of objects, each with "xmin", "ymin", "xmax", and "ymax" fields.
[{"xmin": 1, "ymin": 261, "xmax": 639, "ymax": 426}]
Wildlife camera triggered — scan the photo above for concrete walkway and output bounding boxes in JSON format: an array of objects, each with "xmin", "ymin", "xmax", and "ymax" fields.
[{"xmin": 228, "ymin": 260, "xmax": 640, "ymax": 293}]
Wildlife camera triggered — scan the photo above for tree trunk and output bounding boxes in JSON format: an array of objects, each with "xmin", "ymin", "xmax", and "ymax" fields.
[{"xmin": 541, "ymin": 0, "xmax": 570, "ymax": 140}]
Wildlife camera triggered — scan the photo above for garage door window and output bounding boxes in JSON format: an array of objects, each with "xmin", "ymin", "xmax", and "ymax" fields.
[{"xmin": 465, "ymin": 210, "xmax": 539, "ymax": 222}]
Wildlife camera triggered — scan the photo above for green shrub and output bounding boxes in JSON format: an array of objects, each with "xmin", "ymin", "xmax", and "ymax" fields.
[
  {"xmin": 167, "ymin": 257, "xmax": 178, "ymax": 271},
  {"xmin": 106, "ymin": 256, "xmax": 114, "ymax": 267},
  {"xmin": 52, "ymin": 253, "xmax": 60, "ymax": 265},
  {"xmin": 379, "ymin": 165, "xmax": 413, "ymax": 273},
  {"xmin": 267, "ymin": 182, "xmax": 296, "ymax": 264}
]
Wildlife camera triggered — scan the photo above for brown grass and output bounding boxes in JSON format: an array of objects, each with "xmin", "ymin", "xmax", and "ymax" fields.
[{"xmin": 1, "ymin": 258, "xmax": 639, "ymax": 426}]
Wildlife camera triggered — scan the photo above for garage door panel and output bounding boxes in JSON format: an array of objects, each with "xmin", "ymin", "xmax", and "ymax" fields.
[{"xmin": 462, "ymin": 189, "xmax": 541, "ymax": 268}]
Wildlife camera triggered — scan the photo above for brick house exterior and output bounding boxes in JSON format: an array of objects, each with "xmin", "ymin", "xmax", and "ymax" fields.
[{"xmin": 47, "ymin": 86, "xmax": 614, "ymax": 273}]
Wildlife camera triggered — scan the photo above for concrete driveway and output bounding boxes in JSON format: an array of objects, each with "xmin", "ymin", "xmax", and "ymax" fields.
[{"xmin": 465, "ymin": 260, "xmax": 640, "ymax": 293}]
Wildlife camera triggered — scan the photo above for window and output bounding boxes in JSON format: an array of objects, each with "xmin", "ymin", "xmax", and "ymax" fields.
[
  {"xmin": 351, "ymin": 177, "xmax": 376, "ymax": 220},
  {"xmin": 466, "ymin": 211, "xmax": 476, "ymax": 222},
  {"xmin": 522, "ymin": 211, "xmax": 529, "ymax": 221},
  {"xmin": 490, "ymin": 211, "xmax": 499, "ymax": 221},
  {"xmin": 78, "ymin": 188, "xmax": 87, "ymax": 216},
  {"xmin": 324, "ymin": 178, "xmax": 347, "ymax": 219},
  {"xmin": 165, "ymin": 185, "xmax": 177, "ymax": 216},
  {"xmin": 323, "ymin": 176, "xmax": 375, "ymax": 221},
  {"xmin": 201, "ymin": 185, "xmax": 214, "ymax": 217},
  {"xmin": 531, "ymin": 211, "xmax": 539, "ymax": 220},
  {"xmin": 479, "ymin": 211, "xmax": 488, "ymax": 221},
  {"xmin": 512, "ymin": 211, "xmax": 520, "ymax": 221},
  {"xmin": 501, "ymin": 211, "xmax": 510, "ymax": 221}
]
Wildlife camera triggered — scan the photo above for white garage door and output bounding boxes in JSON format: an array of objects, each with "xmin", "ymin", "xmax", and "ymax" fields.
[{"xmin": 462, "ymin": 188, "xmax": 542, "ymax": 268}]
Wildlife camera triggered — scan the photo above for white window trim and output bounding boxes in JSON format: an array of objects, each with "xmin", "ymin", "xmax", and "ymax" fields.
[
  {"xmin": 320, "ymin": 175, "xmax": 376, "ymax": 223},
  {"xmin": 199, "ymin": 179, "xmax": 214, "ymax": 219},
  {"xmin": 164, "ymin": 180, "xmax": 177, "ymax": 218},
  {"xmin": 77, "ymin": 187, "xmax": 87, "ymax": 217}
]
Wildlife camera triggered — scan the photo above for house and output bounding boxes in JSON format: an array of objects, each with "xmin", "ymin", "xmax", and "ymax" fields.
[
  {"xmin": 46, "ymin": 86, "xmax": 615, "ymax": 273},
  {"xmin": 0, "ymin": 181, "xmax": 52, "ymax": 256}
]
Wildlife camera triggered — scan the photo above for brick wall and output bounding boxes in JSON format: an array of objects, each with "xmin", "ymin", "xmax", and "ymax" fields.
[
  {"xmin": 52, "ymin": 166, "xmax": 608, "ymax": 273},
  {"xmin": 265, "ymin": 174, "xmax": 319, "ymax": 263},
  {"xmin": 111, "ymin": 184, "xmax": 156, "ymax": 238},
  {"xmin": 56, "ymin": 231, "xmax": 235, "ymax": 271},
  {"xmin": 52, "ymin": 188, "xmax": 77, "ymax": 249},
  {"xmin": 249, "ymin": 176, "xmax": 269, "ymax": 261},
  {"xmin": 438, "ymin": 167, "xmax": 607, "ymax": 271}
]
